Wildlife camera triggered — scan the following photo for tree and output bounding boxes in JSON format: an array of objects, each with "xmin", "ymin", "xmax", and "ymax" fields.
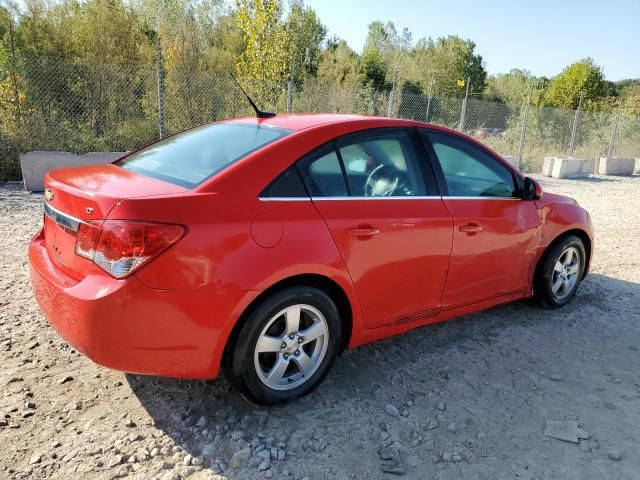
[
  {"xmin": 235, "ymin": 0, "xmax": 290, "ymax": 105},
  {"xmin": 412, "ymin": 35, "xmax": 487, "ymax": 97},
  {"xmin": 285, "ymin": 0, "xmax": 326, "ymax": 83},
  {"xmin": 317, "ymin": 37, "xmax": 359, "ymax": 87},
  {"xmin": 361, "ymin": 21, "xmax": 411, "ymax": 91},
  {"xmin": 543, "ymin": 58, "xmax": 607, "ymax": 109}
]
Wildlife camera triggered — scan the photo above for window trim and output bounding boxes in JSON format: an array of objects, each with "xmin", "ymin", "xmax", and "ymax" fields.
[{"xmin": 418, "ymin": 129, "xmax": 521, "ymax": 199}]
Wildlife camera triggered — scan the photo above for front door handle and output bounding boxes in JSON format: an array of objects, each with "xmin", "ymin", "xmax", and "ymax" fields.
[
  {"xmin": 459, "ymin": 222, "xmax": 483, "ymax": 233},
  {"xmin": 347, "ymin": 227, "xmax": 380, "ymax": 237}
]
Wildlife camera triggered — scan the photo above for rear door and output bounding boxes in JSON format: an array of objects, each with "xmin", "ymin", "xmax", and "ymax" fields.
[
  {"xmin": 420, "ymin": 130, "xmax": 540, "ymax": 309},
  {"xmin": 298, "ymin": 128, "xmax": 453, "ymax": 329}
]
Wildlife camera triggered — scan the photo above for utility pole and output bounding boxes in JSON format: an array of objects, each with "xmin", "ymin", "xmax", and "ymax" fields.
[
  {"xmin": 425, "ymin": 69, "xmax": 436, "ymax": 122},
  {"xmin": 155, "ymin": 23, "xmax": 165, "ymax": 139},
  {"xmin": 568, "ymin": 91, "xmax": 584, "ymax": 157},
  {"xmin": 7, "ymin": 13, "xmax": 21, "ymax": 126},
  {"xmin": 387, "ymin": 66, "xmax": 398, "ymax": 117},
  {"xmin": 606, "ymin": 110, "xmax": 620, "ymax": 158},
  {"xmin": 516, "ymin": 84, "xmax": 534, "ymax": 170},
  {"xmin": 458, "ymin": 76, "xmax": 470, "ymax": 132}
]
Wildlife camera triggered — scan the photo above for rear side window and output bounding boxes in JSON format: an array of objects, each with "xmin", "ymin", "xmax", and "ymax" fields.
[
  {"xmin": 298, "ymin": 147, "xmax": 348, "ymax": 197},
  {"xmin": 117, "ymin": 123, "xmax": 291, "ymax": 188},
  {"xmin": 260, "ymin": 165, "xmax": 308, "ymax": 198}
]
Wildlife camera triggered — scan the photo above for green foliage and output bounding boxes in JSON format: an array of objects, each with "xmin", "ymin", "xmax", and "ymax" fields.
[
  {"xmin": 544, "ymin": 58, "xmax": 607, "ymax": 109},
  {"xmin": 411, "ymin": 35, "xmax": 486, "ymax": 96},
  {"xmin": 0, "ymin": 0, "xmax": 638, "ymax": 182},
  {"xmin": 234, "ymin": 0, "xmax": 289, "ymax": 104}
]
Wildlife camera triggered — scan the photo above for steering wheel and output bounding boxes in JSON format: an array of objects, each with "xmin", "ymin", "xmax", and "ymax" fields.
[{"xmin": 365, "ymin": 164, "xmax": 412, "ymax": 197}]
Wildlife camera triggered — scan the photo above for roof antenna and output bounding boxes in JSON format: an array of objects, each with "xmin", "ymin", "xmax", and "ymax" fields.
[{"xmin": 229, "ymin": 73, "xmax": 276, "ymax": 119}]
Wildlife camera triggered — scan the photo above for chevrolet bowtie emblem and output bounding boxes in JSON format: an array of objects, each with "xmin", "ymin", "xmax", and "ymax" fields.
[{"xmin": 45, "ymin": 189, "xmax": 54, "ymax": 201}]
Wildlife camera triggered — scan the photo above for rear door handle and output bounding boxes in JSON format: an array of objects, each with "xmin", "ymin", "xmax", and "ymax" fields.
[
  {"xmin": 459, "ymin": 222, "xmax": 483, "ymax": 233},
  {"xmin": 347, "ymin": 227, "xmax": 380, "ymax": 237}
]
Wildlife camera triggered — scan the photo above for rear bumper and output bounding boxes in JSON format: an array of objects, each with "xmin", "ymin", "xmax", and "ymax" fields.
[{"xmin": 29, "ymin": 229, "xmax": 248, "ymax": 379}]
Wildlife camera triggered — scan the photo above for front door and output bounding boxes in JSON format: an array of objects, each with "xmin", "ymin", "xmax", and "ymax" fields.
[
  {"xmin": 420, "ymin": 130, "xmax": 540, "ymax": 309},
  {"xmin": 297, "ymin": 128, "xmax": 453, "ymax": 328}
]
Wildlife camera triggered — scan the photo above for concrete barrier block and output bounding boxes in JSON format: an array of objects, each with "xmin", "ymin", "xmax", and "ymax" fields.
[
  {"xmin": 542, "ymin": 156, "xmax": 557, "ymax": 176},
  {"xmin": 550, "ymin": 157, "xmax": 594, "ymax": 179},
  {"xmin": 20, "ymin": 151, "xmax": 126, "ymax": 191},
  {"xmin": 598, "ymin": 157, "xmax": 636, "ymax": 176}
]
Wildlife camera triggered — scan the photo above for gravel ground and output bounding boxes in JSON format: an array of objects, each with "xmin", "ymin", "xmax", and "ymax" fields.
[{"xmin": 1, "ymin": 174, "xmax": 639, "ymax": 480}]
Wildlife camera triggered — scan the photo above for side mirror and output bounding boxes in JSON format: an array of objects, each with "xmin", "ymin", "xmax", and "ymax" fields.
[{"xmin": 522, "ymin": 177, "xmax": 542, "ymax": 200}]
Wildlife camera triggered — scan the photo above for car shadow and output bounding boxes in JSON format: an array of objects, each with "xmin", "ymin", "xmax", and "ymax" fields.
[{"xmin": 127, "ymin": 273, "xmax": 640, "ymax": 478}]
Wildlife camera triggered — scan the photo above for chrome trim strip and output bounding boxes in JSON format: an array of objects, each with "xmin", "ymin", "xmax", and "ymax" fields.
[
  {"xmin": 43, "ymin": 201, "xmax": 82, "ymax": 232},
  {"xmin": 258, "ymin": 197, "xmax": 311, "ymax": 202},
  {"xmin": 311, "ymin": 196, "xmax": 443, "ymax": 201},
  {"xmin": 444, "ymin": 196, "xmax": 521, "ymax": 200}
]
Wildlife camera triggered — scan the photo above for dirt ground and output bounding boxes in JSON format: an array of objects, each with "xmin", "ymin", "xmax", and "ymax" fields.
[{"xmin": 1, "ymin": 174, "xmax": 639, "ymax": 480}]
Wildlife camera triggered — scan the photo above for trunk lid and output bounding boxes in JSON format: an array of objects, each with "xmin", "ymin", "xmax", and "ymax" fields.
[{"xmin": 43, "ymin": 164, "xmax": 188, "ymax": 278}]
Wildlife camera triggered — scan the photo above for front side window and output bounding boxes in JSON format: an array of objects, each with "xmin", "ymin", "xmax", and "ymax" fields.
[
  {"xmin": 118, "ymin": 123, "xmax": 292, "ymax": 188},
  {"xmin": 424, "ymin": 131, "xmax": 516, "ymax": 197},
  {"xmin": 337, "ymin": 130, "xmax": 425, "ymax": 197}
]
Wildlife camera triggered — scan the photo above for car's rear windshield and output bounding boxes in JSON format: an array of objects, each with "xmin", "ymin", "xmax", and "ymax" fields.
[{"xmin": 116, "ymin": 122, "xmax": 292, "ymax": 188}]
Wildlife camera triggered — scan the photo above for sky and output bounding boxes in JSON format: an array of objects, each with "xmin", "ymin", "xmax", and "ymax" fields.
[{"xmin": 304, "ymin": 0, "xmax": 640, "ymax": 81}]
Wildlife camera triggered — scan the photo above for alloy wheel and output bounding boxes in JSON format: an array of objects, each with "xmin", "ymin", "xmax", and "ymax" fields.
[
  {"xmin": 551, "ymin": 246, "xmax": 581, "ymax": 300},
  {"xmin": 253, "ymin": 304, "xmax": 329, "ymax": 391}
]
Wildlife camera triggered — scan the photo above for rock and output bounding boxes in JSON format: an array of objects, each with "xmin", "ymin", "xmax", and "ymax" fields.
[
  {"xmin": 0, "ymin": 419, "xmax": 7, "ymax": 427},
  {"xmin": 150, "ymin": 447, "xmax": 160, "ymax": 457},
  {"xmin": 108, "ymin": 454, "xmax": 123, "ymax": 467},
  {"xmin": 183, "ymin": 454, "xmax": 192, "ymax": 466},
  {"xmin": 24, "ymin": 401, "xmax": 36, "ymax": 409},
  {"xmin": 195, "ymin": 416, "xmax": 208, "ymax": 429},
  {"xmin": 256, "ymin": 449, "xmax": 271, "ymax": 460},
  {"xmin": 265, "ymin": 469, "xmax": 273, "ymax": 478},
  {"xmin": 191, "ymin": 455, "xmax": 204, "ymax": 466},
  {"xmin": 249, "ymin": 456, "xmax": 261, "ymax": 468},
  {"xmin": 201, "ymin": 444, "xmax": 216, "ymax": 458},
  {"xmin": 277, "ymin": 449, "xmax": 286, "ymax": 461},
  {"xmin": 258, "ymin": 459, "xmax": 270, "ymax": 471},
  {"xmin": 608, "ymin": 449, "xmax": 622, "ymax": 461},
  {"xmin": 59, "ymin": 375, "xmax": 74, "ymax": 385},
  {"xmin": 452, "ymin": 453, "xmax": 462, "ymax": 462},
  {"xmin": 379, "ymin": 446, "xmax": 404, "ymax": 475},
  {"xmin": 544, "ymin": 420, "xmax": 588, "ymax": 444},
  {"xmin": 446, "ymin": 423, "xmax": 457, "ymax": 433},
  {"xmin": 549, "ymin": 374, "xmax": 564, "ymax": 381},
  {"xmin": 29, "ymin": 455, "xmax": 41, "ymax": 465},
  {"xmin": 384, "ymin": 404, "xmax": 399, "ymax": 417},
  {"xmin": 230, "ymin": 448, "xmax": 252, "ymax": 468},
  {"xmin": 231, "ymin": 430, "xmax": 244, "ymax": 441},
  {"xmin": 21, "ymin": 410, "xmax": 35, "ymax": 419},
  {"xmin": 123, "ymin": 418, "xmax": 136, "ymax": 428},
  {"xmin": 437, "ymin": 402, "xmax": 446, "ymax": 411},
  {"xmin": 270, "ymin": 447, "xmax": 278, "ymax": 460}
]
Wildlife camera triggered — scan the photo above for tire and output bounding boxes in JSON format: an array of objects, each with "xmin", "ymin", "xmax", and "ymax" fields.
[
  {"xmin": 224, "ymin": 286, "xmax": 342, "ymax": 405},
  {"xmin": 535, "ymin": 235, "xmax": 586, "ymax": 309}
]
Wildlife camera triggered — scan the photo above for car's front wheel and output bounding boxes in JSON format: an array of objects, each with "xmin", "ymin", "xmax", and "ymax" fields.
[
  {"xmin": 535, "ymin": 235, "xmax": 586, "ymax": 308},
  {"xmin": 225, "ymin": 286, "xmax": 342, "ymax": 404}
]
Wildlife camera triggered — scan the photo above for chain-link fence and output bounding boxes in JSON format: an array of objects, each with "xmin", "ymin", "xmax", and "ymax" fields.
[{"xmin": 2, "ymin": 55, "xmax": 639, "ymax": 181}]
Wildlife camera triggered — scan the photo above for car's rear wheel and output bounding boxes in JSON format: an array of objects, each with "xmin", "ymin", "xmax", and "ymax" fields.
[
  {"xmin": 535, "ymin": 235, "xmax": 586, "ymax": 308},
  {"xmin": 225, "ymin": 286, "xmax": 341, "ymax": 404}
]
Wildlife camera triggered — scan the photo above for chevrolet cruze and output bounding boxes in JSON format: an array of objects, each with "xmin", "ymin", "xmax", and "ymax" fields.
[{"xmin": 29, "ymin": 114, "xmax": 593, "ymax": 404}]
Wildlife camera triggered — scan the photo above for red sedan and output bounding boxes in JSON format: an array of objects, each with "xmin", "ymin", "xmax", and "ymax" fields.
[{"xmin": 29, "ymin": 114, "xmax": 593, "ymax": 404}]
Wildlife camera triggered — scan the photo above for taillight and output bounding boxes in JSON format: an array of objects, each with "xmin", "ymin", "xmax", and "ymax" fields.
[{"xmin": 75, "ymin": 221, "xmax": 184, "ymax": 278}]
